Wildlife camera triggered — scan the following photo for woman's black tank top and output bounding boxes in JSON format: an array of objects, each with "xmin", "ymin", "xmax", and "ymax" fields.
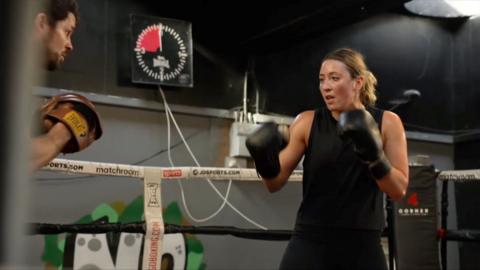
[{"xmin": 295, "ymin": 107, "xmax": 385, "ymax": 233}]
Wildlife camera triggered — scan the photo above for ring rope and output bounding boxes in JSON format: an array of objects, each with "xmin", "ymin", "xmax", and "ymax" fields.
[
  {"xmin": 42, "ymin": 158, "xmax": 304, "ymax": 181},
  {"xmin": 41, "ymin": 158, "xmax": 303, "ymax": 270},
  {"xmin": 44, "ymin": 159, "xmax": 480, "ymax": 182},
  {"xmin": 31, "ymin": 222, "xmax": 480, "ymax": 242},
  {"xmin": 28, "ymin": 222, "xmax": 293, "ymax": 241},
  {"xmin": 443, "ymin": 229, "xmax": 480, "ymax": 242},
  {"xmin": 40, "ymin": 159, "xmax": 480, "ymax": 266},
  {"xmin": 437, "ymin": 169, "xmax": 480, "ymax": 182}
]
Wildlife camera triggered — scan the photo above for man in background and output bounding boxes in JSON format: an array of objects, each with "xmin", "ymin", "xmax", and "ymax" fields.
[{"xmin": 31, "ymin": 0, "xmax": 102, "ymax": 170}]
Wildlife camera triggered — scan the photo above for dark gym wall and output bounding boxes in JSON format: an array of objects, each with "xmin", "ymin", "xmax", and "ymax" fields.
[
  {"xmin": 451, "ymin": 17, "xmax": 480, "ymax": 131},
  {"xmin": 254, "ymin": 13, "xmax": 480, "ymax": 132},
  {"xmin": 45, "ymin": 0, "xmax": 246, "ymax": 110},
  {"xmin": 44, "ymin": 1, "xmax": 480, "ymax": 134}
]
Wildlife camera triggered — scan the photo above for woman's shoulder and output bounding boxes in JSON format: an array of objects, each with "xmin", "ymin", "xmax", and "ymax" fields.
[
  {"xmin": 368, "ymin": 107, "xmax": 401, "ymax": 125},
  {"xmin": 294, "ymin": 110, "xmax": 316, "ymax": 124},
  {"xmin": 288, "ymin": 110, "xmax": 315, "ymax": 135},
  {"xmin": 381, "ymin": 110, "xmax": 405, "ymax": 135},
  {"xmin": 290, "ymin": 110, "xmax": 316, "ymax": 145},
  {"xmin": 382, "ymin": 110, "xmax": 402, "ymax": 125}
]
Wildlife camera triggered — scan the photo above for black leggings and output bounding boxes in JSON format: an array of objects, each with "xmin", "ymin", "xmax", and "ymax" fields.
[{"xmin": 279, "ymin": 230, "xmax": 388, "ymax": 270}]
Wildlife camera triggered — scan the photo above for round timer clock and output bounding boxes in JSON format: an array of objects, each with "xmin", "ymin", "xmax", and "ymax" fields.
[{"xmin": 131, "ymin": 15, "xmax": 193, "ymax": 87}]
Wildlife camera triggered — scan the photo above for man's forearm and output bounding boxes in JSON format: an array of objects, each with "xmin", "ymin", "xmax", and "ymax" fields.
[{"xmin": 31, "ymin": 123, "xmax": 71, "ymax": 170}]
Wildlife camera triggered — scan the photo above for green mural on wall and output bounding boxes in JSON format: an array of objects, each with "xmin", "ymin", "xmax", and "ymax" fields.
[{"xmin": 42, "ymin": 197, "xmax": 205, "ymax": 270}]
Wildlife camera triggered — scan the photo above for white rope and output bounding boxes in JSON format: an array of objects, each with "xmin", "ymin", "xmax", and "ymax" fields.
[
  {"xmin": 43, "ymin": 158, "xmax": 480, "ymax": 183},
  {"xmin": 44, "ymin": 158, "xmax": 144, "ymax": 177},
  {"xmin": 42, "ymin": 159, "xmax": 303, "ymax": 181},
  {"xmin": 438, "ymin": 169, "xmax": 480, "ymax": 182}
]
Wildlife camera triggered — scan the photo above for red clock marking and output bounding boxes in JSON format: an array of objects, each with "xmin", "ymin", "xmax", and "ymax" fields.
[{"xmin": 139, "ymin": 25, "xmax": 162, "ymax": 53}]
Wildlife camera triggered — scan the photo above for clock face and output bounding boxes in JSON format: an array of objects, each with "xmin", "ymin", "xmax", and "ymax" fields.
[{"xmin": 131, "ymin": 15, "xmax": 193, "ymax": 87}]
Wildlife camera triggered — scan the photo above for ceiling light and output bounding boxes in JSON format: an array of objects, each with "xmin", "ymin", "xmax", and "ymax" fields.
[{"xmin": 405, "ymin": 0, "xmax": 480, "ymax": 18}]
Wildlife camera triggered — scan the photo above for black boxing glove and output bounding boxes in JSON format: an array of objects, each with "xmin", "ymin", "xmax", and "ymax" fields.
[
  {"xmin": 245, "ymin": 122, "xmax": 287, "ymax": 179},
  {"xmin": 338, "ymin": 109, "xmax": 391, "ymax": 180}
]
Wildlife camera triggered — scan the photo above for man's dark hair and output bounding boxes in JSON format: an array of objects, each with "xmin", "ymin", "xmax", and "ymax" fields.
[{"xmin": 38, "ymin": 0, "xmax": 79, "ymax": 26}]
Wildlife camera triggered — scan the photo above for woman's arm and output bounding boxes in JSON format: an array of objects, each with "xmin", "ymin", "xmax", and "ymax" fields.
[
  {"xmin": 262, "ymin": 111, "xmax": 313, "ymax": 192},
  {"xmin": 377, "ymin": 111, "xmax": 409, "ymax": 200}
]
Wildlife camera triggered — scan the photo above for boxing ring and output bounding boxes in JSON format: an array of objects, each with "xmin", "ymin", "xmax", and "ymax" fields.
[
  {"xmin": 32, "ymin": 158, "xmax": 480, "ymax": 270},
  {"xmin": 438, "ymin": 170, "xmax": 480, "ymax": 270},
  {"xmin": 33, "ymin": 158, "xmax": 302, "ymax": 269}
]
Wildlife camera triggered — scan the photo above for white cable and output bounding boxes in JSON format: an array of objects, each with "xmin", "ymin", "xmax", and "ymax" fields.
[
  {"xmin": 162, "ymin": 93, "xmax": 253, "ymax": 225},
  {"xmin": 162, "ymin": 93, "xmax": 232, "ymax": 222},
  {"xmin": 158, "ymin": 88, "xmax": 267, "ymax": 230},
  {"xmin": 160, "ymin": 89, "xmax": 245, "ymax": 224}
]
